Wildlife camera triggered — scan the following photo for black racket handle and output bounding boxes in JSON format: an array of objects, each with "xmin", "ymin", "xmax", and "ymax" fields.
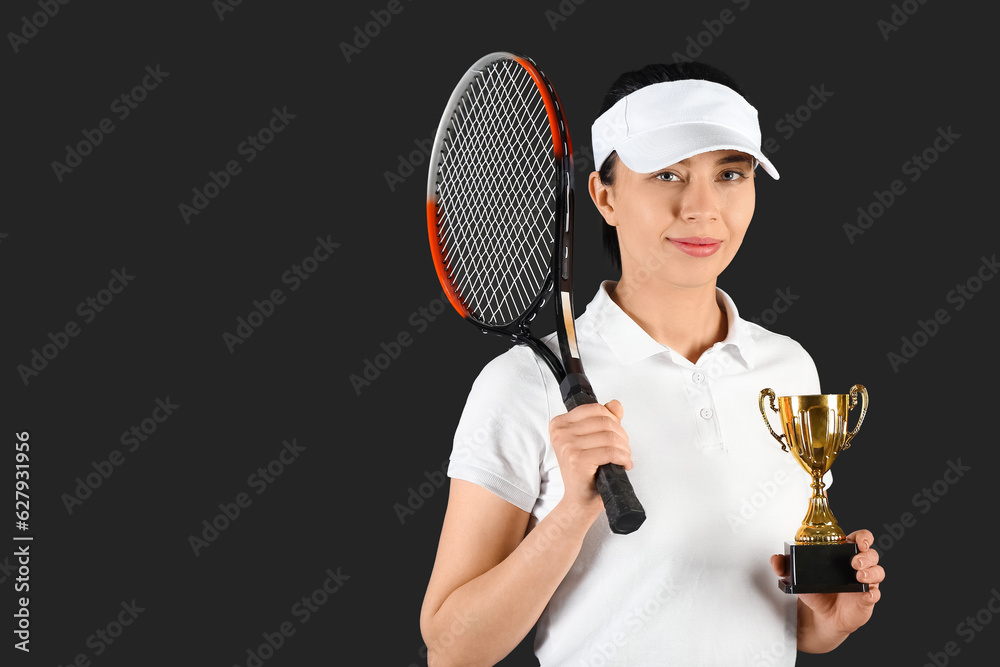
[{"xmin": 559, "ymin": 373, "xmax": 646, "ymax": 535}]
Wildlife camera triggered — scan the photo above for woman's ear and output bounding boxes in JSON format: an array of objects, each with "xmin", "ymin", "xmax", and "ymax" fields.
[{"xmin": 588, "ymin": 171, "xmax": 617, "ymax": 227}]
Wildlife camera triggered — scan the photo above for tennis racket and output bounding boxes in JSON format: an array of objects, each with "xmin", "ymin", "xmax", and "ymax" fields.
[{"xmin": 425, "ymin": 51, "xmax": 645, "ymax": 534}]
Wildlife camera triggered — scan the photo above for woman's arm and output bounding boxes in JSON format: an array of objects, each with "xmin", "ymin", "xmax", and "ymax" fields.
[
  {"xmin": 420, "ymin": 480, "xmax": 600, "ymax": 667},
  {"xmin": 420, "ymin": 400, "xmax": 631, "ymax": 667}
]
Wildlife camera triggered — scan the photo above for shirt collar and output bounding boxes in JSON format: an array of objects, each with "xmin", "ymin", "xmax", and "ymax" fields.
[{"xmin": 583, "ymin": 281, "xmax": 757, "ymax": 369}]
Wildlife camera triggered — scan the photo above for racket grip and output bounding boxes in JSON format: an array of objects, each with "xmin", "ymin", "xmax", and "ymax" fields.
[
  {"xmin": 559, "ymin": 373, "xmax": 647, "ymax": 535},
  {"xmin": 596, "ymin": 463, "xmax": 646, "ymax": 535}
]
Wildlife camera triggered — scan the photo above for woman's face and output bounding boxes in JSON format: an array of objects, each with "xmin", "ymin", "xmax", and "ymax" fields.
[{"xmin": 590, "ymin": 149, "xmax": 757, "ymax": 291}]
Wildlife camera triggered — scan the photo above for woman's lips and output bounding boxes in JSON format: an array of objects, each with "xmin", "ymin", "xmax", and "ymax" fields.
[{"xmin": 669, "ymin": 237, "xmax": 721, "ymax": 257}]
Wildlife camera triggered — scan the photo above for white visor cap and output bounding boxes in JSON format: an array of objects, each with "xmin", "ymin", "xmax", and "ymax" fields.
[{"xmin": 591, "ymin": 79, "xmax": 779, "ymax": 179}]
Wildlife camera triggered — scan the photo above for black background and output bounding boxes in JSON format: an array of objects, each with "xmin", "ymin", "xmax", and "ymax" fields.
[{"xmin": 2, "ymin": 1, "xmax": 996, "ymax": 665}]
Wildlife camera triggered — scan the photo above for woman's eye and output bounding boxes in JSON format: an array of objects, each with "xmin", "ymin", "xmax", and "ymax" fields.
[
  {"xmin": 655, "ymin": 172, "xmax": 679, "ymax": 182},
  {"xmin": 720, "ymin": 170, "xmax": 748, "ymax": 181}
]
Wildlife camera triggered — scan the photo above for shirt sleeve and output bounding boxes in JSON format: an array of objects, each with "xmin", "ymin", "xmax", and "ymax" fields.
[
  {"xmin": 447, "ymin": 345, "xmax": 555, "ymax": 513},
  {"xmin": 787, "ymin": 338, "xmax": 822, "ymax": 395},
  {"xmin": 792, "ymin": 340, "xmax": 835, "ymax": 488}
]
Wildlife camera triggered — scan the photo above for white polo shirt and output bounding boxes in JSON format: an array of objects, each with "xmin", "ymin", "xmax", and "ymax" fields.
[{"xmin": 448, "ymin": 281, "xmax": 825, "ymax": 666}]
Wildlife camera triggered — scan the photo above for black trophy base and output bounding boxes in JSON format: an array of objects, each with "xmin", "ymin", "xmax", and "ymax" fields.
[{"xmin": 779, "ymin": 541, "xmax": 870, "ymax": 594}]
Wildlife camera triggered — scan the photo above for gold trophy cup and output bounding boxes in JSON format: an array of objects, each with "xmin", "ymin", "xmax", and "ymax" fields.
[{"xmin": 759, "ymin": 385, "xmax": 870, "ymax": 594}]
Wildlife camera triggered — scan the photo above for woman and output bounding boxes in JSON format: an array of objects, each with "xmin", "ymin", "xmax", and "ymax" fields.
[{"xmin": 420, "ymin": 61, "xmax": 884, "ymax": 666}]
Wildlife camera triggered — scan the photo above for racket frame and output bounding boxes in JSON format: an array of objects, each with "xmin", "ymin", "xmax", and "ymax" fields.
[{"xmin": 426, "ymin": 52, "xmax": 578, "ymax": 380}]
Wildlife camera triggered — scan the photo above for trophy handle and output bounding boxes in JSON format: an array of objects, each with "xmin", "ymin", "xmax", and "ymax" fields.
[
  {"xmin": 758, "ymin": 388, "xmax": 788, "ymax": 452},
  {"xmin": 843, "ymin": 384, "xmax": 868, "ymax": 449}
]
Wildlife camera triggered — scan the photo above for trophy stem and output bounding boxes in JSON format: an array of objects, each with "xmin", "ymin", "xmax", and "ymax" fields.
[{"xmin": 795, "ymin": 470, "xmax": 846, "ymax": 544}]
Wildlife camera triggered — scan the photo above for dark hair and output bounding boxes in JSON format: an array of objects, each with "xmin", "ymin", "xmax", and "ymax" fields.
[{"xmin": 596, "ymin": 62, "xmax": 748, "ymax": 270}]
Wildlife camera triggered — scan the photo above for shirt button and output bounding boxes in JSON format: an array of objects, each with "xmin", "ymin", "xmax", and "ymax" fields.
[
  {"xmin": 692, "ymin": 372, "xmax": 705, "ymax": 383},
  {"xmin": 700, "ymin": 408, "xmax": 714, "ymax": 420}
]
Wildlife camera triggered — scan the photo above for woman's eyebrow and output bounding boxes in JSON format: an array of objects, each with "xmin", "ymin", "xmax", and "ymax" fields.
[
  {"xmin": 716, "ymin": 154, "xmax": 754, "ymax": 166},
  {"xmin": 672, "ymin": 154, "xmax": 755, "ymax": 167}
]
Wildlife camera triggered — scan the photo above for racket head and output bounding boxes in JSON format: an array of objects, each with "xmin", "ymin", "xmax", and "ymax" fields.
[{"xmin": 426, "ymin": 52, "xmax": 572, "ymax": 333}]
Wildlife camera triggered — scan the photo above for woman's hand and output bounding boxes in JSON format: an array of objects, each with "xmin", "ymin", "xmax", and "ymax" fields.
[
  {"xmin": 548, "ymin": 399, "xmax": 632, "ymax": 517},
  {"xmin": 770, "ymin": 528, "xmax": 885, "ymax": 653}
]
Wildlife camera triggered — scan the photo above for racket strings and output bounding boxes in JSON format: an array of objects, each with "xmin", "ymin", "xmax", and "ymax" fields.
[{"xmin": 434, "ymin": 59, "xmax": 558, "ymax": 327}]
